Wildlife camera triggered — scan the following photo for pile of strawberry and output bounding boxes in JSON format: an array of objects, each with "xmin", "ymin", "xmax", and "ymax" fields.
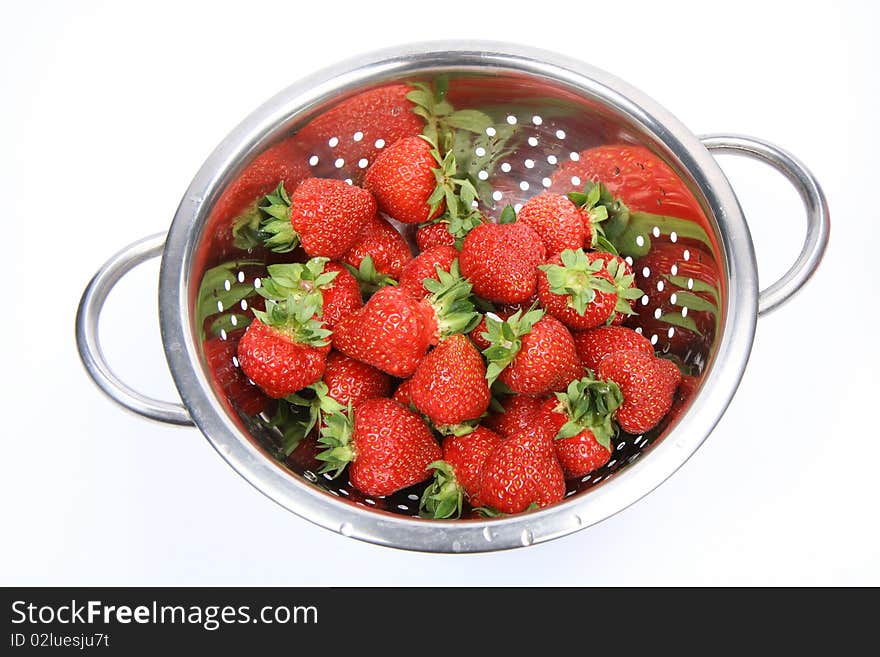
[{"xmin": 202, "ymin": 81, "xmax": 720, "ymax": 518}]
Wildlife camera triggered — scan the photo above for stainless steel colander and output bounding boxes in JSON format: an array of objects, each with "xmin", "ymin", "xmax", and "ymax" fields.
[{"xmin": 75, "ymin": 42, "xmax": 829, "ymax": 552}]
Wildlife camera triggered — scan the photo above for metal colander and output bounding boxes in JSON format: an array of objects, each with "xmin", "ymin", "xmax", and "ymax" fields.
[{"xmin": 76, "ymin": 42, "xmax": 829, "ymax": 552}]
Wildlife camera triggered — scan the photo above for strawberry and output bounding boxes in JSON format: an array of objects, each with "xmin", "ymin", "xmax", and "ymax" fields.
[
  {"xmin": 294, "ymin": 84, "xmax": 424, "ymax": 181},
  {"xmin": 573, "ymin": 325, "xmax": 654, "ymax": 371},
  {"xmin": 257, "ymin": 179, "xmax": 376, "ymax": 258},
  {"xmin": 551, "ymin": 152, "xmax": 715, "ymax": 258},
  {"xmin": 364, "ymin": 136, "xmax": 444, "ymax": 224},
  {"xmin": 537, "ymin": 249, "xmax": 642, "ymax": 330},
  {"xmin": 208, "ymin": 137, "xmax": 310, "ymax": 258},
  {"xmin": 342, "ymin": 213, "xmax": 413, "ymax": 289},
  {"xmin": 484, "ymin": 393, "xmax": 546, "ymax": 437},
  {"xmin": 398, "ymin": 245, "xmax": 459, "ymax": 299},
  {"xmin": 322, "ymin": 352, "xmax": 391, "ymax": 410},
  {"xmin": 517, "ymin": 193, "xmax": 586, "ymax": 255},
  {"xmin": 392, "ymin": 378, "xmax": 414, "ymax": 407},
  {"xmin": 409, "ymin": 334, "xmax": 490, "ymax": 426},
  {"xmin": 539, "ymin": 376, "xmax": 623, "ymax": 477},
  {"xmin": 629, "ymin": 242, "xmax": 720, "ymax": 353},
  {"xmin": 476, "ymin": 425, "xmax": 566, "ymax": 514},
  {"xmin": 596, "ymin": 350, "xmax": 681, "ymax": 434},
  {"xmin": 482, "ymin": 308, "xmax": 583, "ymax": 395},
  {"xmin": 236, "ymin": 297, "xmax": 332, "ymax": 399},
  {"xmin": 317, "ymin": 398, "xmax": 441, "ymax": 497},
  {"xmin": 420, "ymin": 427, "xmax": 503, "ymax": 518},
  {"xmin": 332, "ymin": 261, "xmax": 477, "ymax": 377},
  {"xmin": 416, "ymin": 221, "xmax": 456, "ymax": 251},
  {"xmin": 256, "ymin": 257, "xmax": 361, "ymax": 330},
  {"xmin": 591, "ymin": 251, "xmax": 641, "ymax": 325},
  {"xmin": 459, "ymin": 210, "xmax": 546, "ymax": 304},
  {"xmin": 202, "ymin": 330, "xmax": 269, "ymax": 416}
]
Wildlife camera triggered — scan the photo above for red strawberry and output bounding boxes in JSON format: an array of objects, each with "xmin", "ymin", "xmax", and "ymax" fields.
[
  {"xmin": 484, "ymin": 394, "xmax": 546, "ymax": 437},
  {"xmin": 483, "ymin": 309, "xmax": 583, "ymax": 395},
  {"xmin": 294, "ymin": 84, "xmax": 424, "ymax": 181},
  {"xmin": 538, "ymin": 376, "xmax": 623, "ymax": 477},
  {"xmin": 459, "ymin": 220, "xmax": 546, "ymax": 304},
  {"xmin": 257, "ymin": 257, "xmax": 361, "ymax": 330},
  {"xmin": 343, "ymin": 213, "xmax": 413, "ymax": 284},
  {"xmin": 203, "ymin": 330, "xmax": 269, "ymax": 416},
  {"xmin": 591, "ymin": 251, "xmax": 641, "ymax": 324},
  {"xmin": 517, "ymin": 193, "xmax": 586, "ymax": 255},
  {"xmin": 537, "ymin": 249, "xmax": 643, "ymax": 330},
  {"xmin": 317, "ymin": 398, "xmax": 441, "ymax": 497},
  {"xmin": 322, "ymin": 352, "xmax": 391, "ymax": 410},
  {"xmin": 392, "ymin": 379, "xmax": 414, "ymax": 407},
  {"xmin": 596, "ymin": 350, "xmax": 681, "ymax": 434},
  {"xmin": 410, "ymin": 334, "xmax": 490, "ymax": 426},
  {"xmin": 398, "ymin": 245, "xmax": 459, "ymax": 299},
  {"xmin": 364, "ymin": 136, "xmax": 443, "ymax": 224},
  {"xmin": 259, "ymin": 178, "xmax": 376, "ymax": 258},
  {"xmin": 573, "ymin": 325, "xmax": 653, "ymax": 371},
  {"xmin": 420, "ymin": 427, "xmax": 503, "ymax": 518},
  {"xmin": 416, "ymin": 222, "xmax": 456, "ymax": 251},
  {"xmin": 208, "ymin": 137, "xmax": 310, "ymax": 258},
  {"xmin": 236, "ymin": 298, "xmax": 332, "ymax": 398},
  {"xmin": 476, "ymin": 425, "xmax": 565, "ymax": 514},
  {"xmin": 332, "ymin": 262, "xmax": 477, "ymax": 377}
]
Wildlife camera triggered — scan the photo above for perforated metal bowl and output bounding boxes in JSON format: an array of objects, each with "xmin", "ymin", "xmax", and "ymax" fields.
[{"xmin": 76, "ymin": 42, "xmax": 828, "ymax": 552}]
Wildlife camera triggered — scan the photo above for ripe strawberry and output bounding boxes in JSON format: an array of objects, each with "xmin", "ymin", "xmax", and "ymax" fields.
[
  {"xmin": 322, "ymin": 352, "xmax": 391, "ymax": 410},
  {"xmin": 420, "ymin": 427, "xmax": 503, "ymax": 518},
  {"xmin": 342, "ymin": 213, "xmax": 413, "ymax": 286},
  {"xmin": 295, "ymin": 84, "xmax": 424, "ymax": 181},
  {"xmin": 317, "ymin": 398, "xmax": 441, "ymax": 497},
  {"xmin": 208, "ymin": 137, "xmax": 310, "ymax": 258},
  {"xmin": 398, "ymin": 245, "xmax": 459, "ymax": 299},
  {"xmin": 392, "ymin": 379, "xmax": 414, "ymax": 407},
  {"xmin": 476, "ymin": 425, "xmax": 565, "ymax": 514},
  {"xmin": 573, "ymin": 325, "xmax": 653, "ymax": 371},
  {"xmin": 202, "ymin": 330, "xmax": 269, "ymax": 416},
  {"xmin": 592, "ymin": 251, "xmax": 641, "ymax": 325},
  {"xmin": 539, "ymin": 376, "xmax": 623, "ymax": 477},
  {"xmin": 482, "ymin": 309, "xmax": 583, "ymax": 394},
  {"xmin": 410, "ymin": 334, "xmax": 490, "ymax": 426},
  {"xmin": 332, "ymin": 262, "xmax": 477, "ymax": 377},
  {"xmin": 257, "ymin": 257, "xmax": 361, "ymax": 330},
  {"xmin": 538, "ymin": 249, "xmax": 642, "ymax": 330},
  {"xmin": 484, "ymin": 393, "xmax": 546, "ymax": 437},
  {"xmin": 364, "ymin": 136, "xmax": 443, "ymax": 224},
  {"xmin": 596, "ymin": 350, "xmax": 681, "ymax": 434},
  {"xmin": 459, "ymin": 217, "xmax": 546, "ymax": 304},
  {"xmin": 258, "ymin": 178, "xmax": 376, "ymax": 258},
  {"xmin": 517, "ymin": 193, "xmax": 586, "ymax": 255},
  {"xmin": 416, "ymin": 221, "xmax": 456, "ymax": 251},
  {"xmin": 236, "ymin": 298, "xmax": 332, "ymax": 398}
]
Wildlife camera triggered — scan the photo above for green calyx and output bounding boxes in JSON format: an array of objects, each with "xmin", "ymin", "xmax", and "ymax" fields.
[
  {"xmin": 424, "ymin": 138, "xmax": 483, "ymax": 229},
  {"xmin": 481, "ymin": 307, "xmax": 545, "ymax": 386},
  {"xmin": 344, "ymin": 255, "xmax": 397, "ymax": 298},
  {"xmin": 419, "ymin": 461, "xmax": 464, "ymax": 519},
  {"xmin": 552, "ymin": 375, "xmax": 623, "ymax": 450},
  {"xmin": 256, "ymin": 182, "xmax": 300, "ymax": 253},
  {"xmin": 257, "ymin": 399, "xmax": 315, "ymax": 458},
  {"xmin": 605, "ymin": 257, "xmax": 644, "ymax": 319},
  {"xmin": 425, "ymin": 259, "xmax": 480, "ymax": 338},
  {"xmin": 407, "ymin": 79, "xmax": 494, "ymax": 155},
  {"xmin": 474, "ymin": 502, "xmax": 539, "ymax": 518},
  {"xmin": 252, "ymin": 294, "xmax": 331, "ymax": 348},
  {"xmin": 195, "ymin": 259, "xmax": 261, "ymax": 339},
  {"xmin": 538, "ymin": 249, "xmax": 617, "ymax": 315},
  {"xmin": 231, "ymin": 203, "xmax": 263, "ymax": 250},
  {"xmin": 285, "ymin": 380, "xmax": 345, "ymax": 443},
  {"xmin": 315, "ymin": 405, "xmax": 356, "ymax": 479},
  {"xmin": 569, "ymin": 180, "xmax": 714, "ymax": 257},
  {"xmin": 258, "ymin": 257, "xmax": 339, "ymax": 315},
  {"xmin": 434, "ymin": 421, "xmax": 480, "ymax": 437}
]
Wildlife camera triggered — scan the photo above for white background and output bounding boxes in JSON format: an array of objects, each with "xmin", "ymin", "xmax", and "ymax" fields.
[{"xmin": 2, "ymin": 0, "xmax": 877, "ymax": 586}]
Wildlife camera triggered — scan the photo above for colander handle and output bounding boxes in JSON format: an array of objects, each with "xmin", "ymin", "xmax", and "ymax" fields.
[
  {"xmin": 700, "ymin": 134, "xmax": 830, "ymax": 316},
  {"xmin": 75, "ymin": 233, "xmax": 194, "ymax": 426}
]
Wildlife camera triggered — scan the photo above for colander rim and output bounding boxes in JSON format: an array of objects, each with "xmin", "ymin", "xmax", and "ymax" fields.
[{"xmin": 158, "ymin": 40, "xmax": 759, "ymax": 553}]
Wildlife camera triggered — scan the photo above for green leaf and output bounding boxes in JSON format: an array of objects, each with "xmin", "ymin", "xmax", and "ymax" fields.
[
  {"xmin": 446, "ymin": 109, "xmax": 493, "ymax": 133},
  {"xmin": 664, "ymin": 275, "xmax": 721, "ymax": 305},
  {"xmin": 209, "ymin": 313, "xmax": 251, "ymax": 337},
  {"xmin": 195, "ymin": 260, "xmax": 262, "ymax": 339},
  {"xmin": 670, "ymin": 290, "xmax": 718, "ymax": 315},
  {"xmin": 658, "ymin": 312, "xmax": 703, "ymax": 336},
  {"xmin": 499, "ymin": 205, "xmax": 517, "ymax": 224},
  {"xmin": 419, "ymin": 461, "xmax": 463, "ymax": 519}
]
